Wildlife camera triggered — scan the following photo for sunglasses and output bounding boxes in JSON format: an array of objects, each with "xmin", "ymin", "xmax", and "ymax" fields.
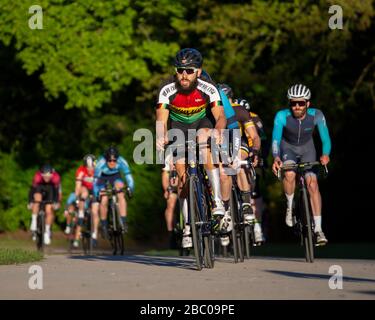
[
  {"xmin": 175, "ymin": 67, "xmax": 198, "ymax": 75},
  {"xmin": 107, "ymin": 159, "xmax": 117, "ymax": 163},
  {"xmin": 41, "ymin": 173, "xmax": 52, "ymax": 177},
  {"xmin": 289, "ymin": 101, "xmax": 307, "ymax": 107}
]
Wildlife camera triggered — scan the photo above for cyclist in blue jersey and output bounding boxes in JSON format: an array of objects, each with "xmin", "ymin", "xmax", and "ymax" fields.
[
  {"xmin": 64, "ymin": 192, "xmax": 90, "ymax": 248},
  {"xmin": 271, "ymin": 84, "xmax": 331, "ymax": 245},
  {"xmin": 93, "ymin": 146, "xmax": 135, "ymax": 238}
]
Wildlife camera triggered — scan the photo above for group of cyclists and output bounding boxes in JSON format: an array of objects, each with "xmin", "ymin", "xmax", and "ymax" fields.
[
  {"xmin": 158, "ymin": 48, "xmax": 331, "ymax": 252},
  {"xmin": 27, "ymin": 47, "xmax": 331, "ymax": 253},
  {"xmin": 28, "ymin": 147, "xmax": 134, "ymax": 247}
]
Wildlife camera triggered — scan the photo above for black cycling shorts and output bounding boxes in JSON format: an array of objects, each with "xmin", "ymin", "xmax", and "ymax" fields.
[
  {"xmin": 280, "ymin": 139, "xmax": 317, "ymax": 176},
  {"xmin": 168, "ymin": 117, "xmax": 215, "ymax": 160},
  {"xmin": 32, "ymin": 185, "xmax": 55, "ymax": 203}
]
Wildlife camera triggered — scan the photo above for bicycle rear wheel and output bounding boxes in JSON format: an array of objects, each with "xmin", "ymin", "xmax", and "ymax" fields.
[
  {"xmin": 189, "ymin": 177, "xmax": 204, "ymax": 271},
  {"xmin": 244, "ymin": 224, "xmax": 251, "ymax": 259},
  {"xmin": 229, "ymin": 189, "xmax": 240, "ymax": 263},
  {"xmin": 116, "ymin": 232, "xmax": 125, "ymax": 255},
  {"xmin": 301, "ymin": 188, "xmax": 314, "ymax": 263},
  {"xmin": 203, "ymin": 235, "xmax": 214, "ymax": 268}
]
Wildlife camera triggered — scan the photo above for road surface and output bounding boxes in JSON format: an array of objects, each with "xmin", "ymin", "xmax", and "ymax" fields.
[{"xmin": 1, "ymin": 253, "xmax": 374, "ymax": 299}]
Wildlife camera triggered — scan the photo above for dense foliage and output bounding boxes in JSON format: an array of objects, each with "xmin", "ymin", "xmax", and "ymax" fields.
[{"xmin": 0, "ymin": 0, "xmax": 374, "ymax": 241}]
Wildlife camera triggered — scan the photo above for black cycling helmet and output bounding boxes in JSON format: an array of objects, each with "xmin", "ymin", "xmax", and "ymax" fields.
[
  {"xmin": 236, "ymin": 98, "xmax": 251, "ymax": 111},
  {"xmin": 218, "ymin": 83, "xmax": 233, "ymax": 99},
  {"xmin": 40, "ymin": 164, "xmax": 54, "ymax": 174},
  {"xmin": 83, "ymin": 154, "xmax": 96, "ymax": 168},
  {"xmin": 104, "ymin": 146, "xmax": 119, "ymax": 161},
  {"xmin": 174, "ymin": 48, "xmax": 203, "ymax": 68}
]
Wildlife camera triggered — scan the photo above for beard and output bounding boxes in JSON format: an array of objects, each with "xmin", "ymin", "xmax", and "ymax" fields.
[
  {"xmin": 292, "ymin": 108, "xmax": 307, "ymax": 118},
  {"xmin": 175, "ymin": 77, "xmax": 198, "ymax": 94}
]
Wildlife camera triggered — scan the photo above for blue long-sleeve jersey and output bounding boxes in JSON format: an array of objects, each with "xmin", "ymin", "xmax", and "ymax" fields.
[
  {"xmin": 219, "ymin": 89, "xmax": 239, "ymax": 130},
  {"xmin": 94, "ymin": 155, "xmax": 135, "ymax": 192},
  {"xmin": 272, "ymin": 108, "xmax": 331, "ymax": 158}
]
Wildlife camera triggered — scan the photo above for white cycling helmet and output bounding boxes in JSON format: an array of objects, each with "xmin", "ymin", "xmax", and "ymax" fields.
[{"xmin": 287, "ymin": 84, "xmax": 311, "ymax": 100}]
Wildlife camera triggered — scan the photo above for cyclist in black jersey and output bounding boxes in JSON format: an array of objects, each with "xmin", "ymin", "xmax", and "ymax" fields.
[{"xmin": 218, "ymin": 84, "xmax": 264, "ymax": 244}]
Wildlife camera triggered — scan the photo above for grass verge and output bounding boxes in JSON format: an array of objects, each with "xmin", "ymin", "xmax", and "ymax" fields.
[{"xmin": 0, "ymin": 248, "xmax": 43, "ymax": 265}]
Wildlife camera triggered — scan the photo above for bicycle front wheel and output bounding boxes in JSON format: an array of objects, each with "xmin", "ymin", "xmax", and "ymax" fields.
[
  {"xmin": 203, "ymin": 235, "xmax": 214, "ymax": 268},
  {"xmin": 301, "ymin": 188, "xmax": 314, "ymax": 263},
  {"xmin": 36, "ymin": 211, "xmax": 45, "ymax": 253},
  {"xmin": 189, "ymin": 177, "xmax": 204, "ymax": 271}
]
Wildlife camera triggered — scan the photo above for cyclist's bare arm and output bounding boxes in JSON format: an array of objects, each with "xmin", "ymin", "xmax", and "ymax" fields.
[
  {"xmin": 75, "ymin": 171, "xmax": 84, "ymax": 197},
  {"xmin": 245, "ymin": 125, "xmax": 261, "ymax": 153},
  {"xmin": 272, "ymin": 156, "xmax": 283, "ymax": 176},
  {"xmin": 211, "ymin": 105, "xmax": 226, "ymax": 145},
  {"xmin": 156, "ymin": 108, "xmax": 170, "ymax": 150},
  {"xmin": 211, "ymin": 105, "xmax": 226, "ymax": 131}
]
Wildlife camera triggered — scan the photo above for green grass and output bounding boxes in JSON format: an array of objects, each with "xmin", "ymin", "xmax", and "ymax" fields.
[
  {"xmin": 0, "ymin": 248, "xmax": 43, "ymax": 265},
  {"xmin": 144, "ymin": 243, "xmax": 375, "ymax": 260}
]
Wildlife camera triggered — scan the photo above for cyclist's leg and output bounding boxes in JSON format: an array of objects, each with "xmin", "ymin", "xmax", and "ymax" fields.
[
  {"xmin": 43, "ymin": 185, "xmax": 55, "ymax": 244},
  {"xmin": 165, "ymin": 191, "xmax": 178, "ymax": 249},
  {"xmin": 252, "ymin": 171, "xmax": 265, "ymax": 243},
  {"xmin": 280, "ymin": 141, "xmax": 298, "ymax": 226},
  {"xmin": 31, "ymin": 189, "xmax": 42, "ymax": 231},
  {"xmin": 280, "ymin": 141, "xmax": 297, "ymax": 204},
  {"xmin": 301, "ymin": 141, "xmax": 325, "ymax": 236},
  {"xmin": 219, "ymin": 163, "xmax": 232, "ymax": 211},
  {"xmin": 95, "ymin": 179, "xmax": 108, "ymax": 231},
  {"xmin": 197, "ymin": 125, "xmax": 224, "ymax": 216},
  {"xmin": 114, "ymin": 179, "xmax": 128, "ymax": 229},
  {"xmin": 91, "ymin": 200, "xmax": 100, "ymax": 240},
  {"xmin": 237, "ymin": 141, "xmax": 253, "ymax": 216},
  {"xmin": 78, "ymin": 186, "xmax": 89, "ymax": 222},
  {"xmin": 165, "ymin": 191, "xmax": 178, "ymax": 232},
  {"xmin": 175, "ymin": 158, "xmax": 191, "ymax": 248}
]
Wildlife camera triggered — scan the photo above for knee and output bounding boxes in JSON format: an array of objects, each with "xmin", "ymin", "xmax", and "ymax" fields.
[
  {"xmin": 284, "ymin": 171, "xmax": 296, "ymax": 182},
  {"xmin": 101, "ymin": 196, "xmax": 108, "ymax": 205},
  {"xmin": 307, "ymin": 180, "xmax": 319, "ymax": 194},
  {"xmin": 33, "ymin": 193, "xmax": 42, "ymax": 202}
]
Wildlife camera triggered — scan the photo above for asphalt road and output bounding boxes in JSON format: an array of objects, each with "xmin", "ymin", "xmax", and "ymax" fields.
[{"xmin": 1, "ymin": 253, "xmax": 374, "ymax": 299}]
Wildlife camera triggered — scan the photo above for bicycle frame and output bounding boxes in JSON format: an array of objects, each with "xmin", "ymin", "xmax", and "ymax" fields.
[{"xmin": 279, "ymin": 161, "xmax": 327, "ymax": 262}]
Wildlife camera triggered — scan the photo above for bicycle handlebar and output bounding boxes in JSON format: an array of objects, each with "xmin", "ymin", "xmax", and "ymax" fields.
[{"xmin": 277, "ymin": 161, "xmax": 328, "ymax": 179}]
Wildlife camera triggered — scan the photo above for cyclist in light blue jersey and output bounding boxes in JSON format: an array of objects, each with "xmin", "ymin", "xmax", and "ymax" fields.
[
  {"xmin": 271, "ymin": 84, "xmax": 331, "ymax": 245},
  {"xmin": 93, "ymin": 146, "xmax": 134, "ymax": 238},
  {"xmin": 64, "ymin": 192, "xmax": 90, "ymax": 248}
]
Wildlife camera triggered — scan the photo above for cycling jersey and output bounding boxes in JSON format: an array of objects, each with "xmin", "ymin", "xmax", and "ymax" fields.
[
  {"xmin": 30, "ymin": 171, "xmax": 62, "ymax": 203},
  {"xmin": 94, "ymin": 156, "xmax": 134, "ymax": 192},
  {"xmin": 231, "ymin": 103, "xmax": 255, "ymax": 135},
  {"xmin": 219, "ymin": 90, "xmax": 239, "ymax": 130},
  {"xmin": 272, "ymin": 108, "xmax": 331, "ymax": 158},
  {"xmin": 249, "ymin": 112, "xmax": 267, "ymax": 142},
  {"xmin": 76, "ymin": 165, "xmax": 94, "ymax": 190},
  {"xmin": 156, "ymin": 76, "xmax": 222, "ymax": 124},
  {"xmin": 65, "ymin": 192, "xmax": 89, "ymax": 210},
  {"xmin": 248, "ymin": 111, "xmax": 270, "ymax": 163}
]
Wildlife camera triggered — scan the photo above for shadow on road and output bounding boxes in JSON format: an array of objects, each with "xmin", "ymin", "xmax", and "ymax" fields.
[
  {"xmin": 352, "ymin": 290, "xmax": 375, "ymax": 295},
  {"xmin": 265, "ymin": 270, "xmax": 375, "ymax": 283},
  {"xmin": 68, "ymin": 254, "xmax": 198, "ymax": 271}
]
